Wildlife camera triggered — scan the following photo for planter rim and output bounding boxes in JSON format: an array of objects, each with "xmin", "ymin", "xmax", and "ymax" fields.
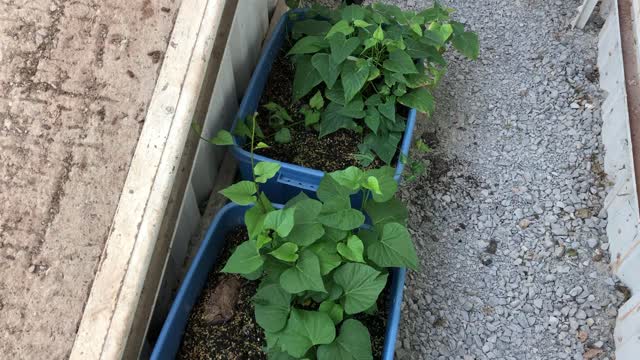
[
  {"xmin": 151, "ymin": 202, "xmax": 406, "ymax": 360},
  {"xmin": 230, "ymin": 10, "xmax": 417, "ymax": 181}
]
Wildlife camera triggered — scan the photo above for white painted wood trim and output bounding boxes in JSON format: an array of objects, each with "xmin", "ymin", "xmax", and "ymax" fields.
[
  {"xmin": 598, "ymin": 0, "xmax": 640, "ymax": 357},
  {"xmin": 142, "ymin": 1, "xmax": 271, "ymax": 350},
  {"xmin": 69, "ymin": 0, "xmax": 228, "ymax": 358},
  {"xmin": 573, "ymin": 0, "xmax": 600, "ymax": 28}
]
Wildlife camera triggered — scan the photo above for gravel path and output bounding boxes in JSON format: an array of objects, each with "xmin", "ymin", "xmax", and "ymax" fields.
[{"xmin": 388, "ymin": 0, "xmax": 628, "ymax": 359}]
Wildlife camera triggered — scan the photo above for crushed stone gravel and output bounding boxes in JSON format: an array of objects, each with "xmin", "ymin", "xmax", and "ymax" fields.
[{"xmin": 369, "ymin": 0, "xmax": 628, "ymax": 359}]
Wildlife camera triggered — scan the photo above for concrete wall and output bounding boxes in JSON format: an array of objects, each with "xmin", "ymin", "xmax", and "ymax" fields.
[
  {"xmin": 70, "ymin": 1, "xmax": 275, "ymax": 358},
  {"xmin": 597, "ymin": 0, "xmax": 640, "ymax": 358}
]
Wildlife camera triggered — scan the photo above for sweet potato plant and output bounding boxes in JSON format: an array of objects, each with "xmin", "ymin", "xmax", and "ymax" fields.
[
  {"xmin": 214, "ymin": 116, "xmax": 418, "ymax": 359},
  {"xmin": 281, "ymin": 2, "xmax": 478, "ymax": 164}
]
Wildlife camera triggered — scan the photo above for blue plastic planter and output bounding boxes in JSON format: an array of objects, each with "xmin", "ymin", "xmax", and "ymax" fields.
[
  {"xmin": 150, "ymin": 203, "xmax": 406, "ymax": 360},
  {"xmin": 230, "ymin": 12, "xmax": 418, "ymax": 204}
]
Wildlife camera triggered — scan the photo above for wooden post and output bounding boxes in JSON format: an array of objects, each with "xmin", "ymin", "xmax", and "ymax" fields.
[{"xmin": 572, "ymin": 0, "xmax": 600, "ymax": 28}]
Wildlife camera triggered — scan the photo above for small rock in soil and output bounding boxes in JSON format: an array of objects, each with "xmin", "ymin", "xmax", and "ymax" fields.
[
  {"xmin": 485, "ymin": 240, "xmax": 498, "ymax": 254},
  {"xmin": 202, "ymin": 276, "xmax": 242, "ymax": 324}
]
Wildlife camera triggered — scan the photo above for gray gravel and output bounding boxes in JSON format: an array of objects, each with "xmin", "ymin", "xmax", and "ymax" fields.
[{"xmin": 378, "ymin": 0, "xmax": 630, "ymax": 359}]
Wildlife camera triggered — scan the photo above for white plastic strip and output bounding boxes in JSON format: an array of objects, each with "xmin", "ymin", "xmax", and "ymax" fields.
[
  {"xmin": 598, "ymin": 0, "xmax": 640, "ymax": 357},
  {"xmin": 69, "ymin": 0, "xmax": 228, "ymax": 358}
]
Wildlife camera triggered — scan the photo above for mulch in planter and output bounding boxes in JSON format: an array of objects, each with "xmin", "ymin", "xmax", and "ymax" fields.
[
  {"xmin": 356, "ymin": 289, "xmax": 388, "ymax": 359},
  {"xmin": 176, "ymin": 226, "xmax": 388, "ymax": 359},
  {"xmin": 248, "ymin": 42, "xmax": 402, "ymax": 172},
  {"xmin": 177, "ymin": 227, "xmax": 266, "ymax": 360}
]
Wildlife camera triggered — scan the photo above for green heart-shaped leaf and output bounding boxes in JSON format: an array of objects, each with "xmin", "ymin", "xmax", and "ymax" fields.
[
  {"xmin": 364, "ymin": 106, "xmax": 380, "ymax": 134},
  {"xmin": 280, "ymin": 309, "xmax": 336, "ymax": 357},
  {"xmin": 307, "ymin": 239, "xmax": 342, "ymax": 275},
  {"xmin": 329, "ymin": 34, "xmax": 361, "ymax": 64},
  {"xmin": 338, "ymin": 98, "xmax": 366, "ymax": 118},
  {"xmin": 312, "ymin": 53, "xmax": 342, "ymax": 89},
  {"xmin": 275, "ymin": 128, "xmax": 292, "ymax": 144},
  {"xmin": 309, "ymin": 90, "xmax": 325, "ymax": 109},
  {"xmin": 317, "ymin": 172, "xmax": 353, "ymax": 203},
  {"xmin": 318, "ymin": 300, "xmax": 344, "ymax": 324},
  {"xmin": 364, "ymin": 166, "xmax": 397, "ymax": 202},
  {"xmin": 219, "ymin": 181, "xmax": 257, "ymax": 205},
  {"xmin": 285, "ymin": 199, "xmax": 325, "ymax": 246},
  {"xmin": 280, "ymin": 251, "xmax": 326, "ymax": 293},
  {"xmin": 254, "ymin": 284, "xmax": 291, "ymax": 333},
  {"xmin": 377, "ymin": 96, "xmax": 396, "ymax": 122},
  {"xmin": 330, "ymin": 166, "xmax": 365, "ymax": 191},
  {"xmin": 221, "ymin": 239, "xmax": 264, "ymax": 275},
  {"xmin": 209, "ymin": 130, "xmax": 234, "ymax": 145},
  {"xmin": 264, "ymin": 208, "xmax": 296, "ymax": 237},
  {"xmin": 333, "ymin": 263, "xmax": 387, "ymax": 314},
  {"xmin": 318, "ymin": 208, "xmax": 365, "ymax": 231},
  {"xmin": 382, "ymin": 49, "xmax": 417, "ymax": 74},
  {"xmin": 452, "ymin": 31, "xmax": 479, "ymax": 60},
  {"xmin": 337, "ymin": 235, "xmax": 364, "ymax": 263},
  {"xmin": 325, "ymin": 20, "xmax": 354, "ymax": 39},
  {"xmin": 293, "ymin": 56, "xmax": 323, "ymax": 100},
  {"xmin": 288, "ymin": 36, "xmax": 329, "ymax": 55},
  {"xmin": 270, "ymin": 242, "xmax": 299, "ymax": 262},
  {"xmin": 254, "ymin": 162, "xmax": 281, "ymax": 183},
  {"xmin": 364, "ymin": 198, "xmax": 408, "ymax": 228},
  {"xmin": 341, "ymin": 5, "xmax": 366, "ymax": 21},
  {"xmin": 364, "ymin": 222, "xmax": 418, "ymax": 270},
  {"xmin": 317, "ymin": 319, "xmax": 373, "ymax": 360},
  {"xmin": 292, "ymin": 19, "xmax": 332, "ymax": 37},
  {"xmin": 363, "ymin": 132, "xmax": 401, "ymax": 165},
  {"xmin": 341, "ymin": 61, "xmax": 369, "ymax": 103},
  {"xmin": 319, "ymin": 102, "xmax": 359, "ymax": 137},
  {"xmin": 398, "ymin": 87, "xmax": 435, "ymax": 114}
]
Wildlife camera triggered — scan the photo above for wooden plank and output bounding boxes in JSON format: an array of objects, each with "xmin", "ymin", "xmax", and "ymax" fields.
[
  {"xmin": 573, "ymin": 0, "xmax": 600, "ymax": 28},
  {"xmin": 190, "ymin": 49, "xmax": 239, "ymax": 205},
  {"xmin": 597, "ymin": 0, "xmax": 640, "ymax": 357},
  {"xmin": 145, "ymin": 52, "xmax": 238, "ymax": 346},
  {"xmin": 183, "ymin": 0, "xmax": 288, "ymax": 273},
  {"xmin": 170, "ymin": 184, "xmax": 201, "ymax": 270},
  {"xmin": 142, "ymin": 0, "xmax": 275, "ymax": 351},
  {"xmin": 266, "ymin": 0, "xmax": 290, "ymax": 42},
  {"xmin": 69, "ymin": 0, "xmax": 232, "ymax": 359},
  {"xmin": 229, "ymin": 0, "xmax": 269, "ymax": 99},
  {"xmin": 268, "ymin": 0, "xmax": 279, "ymax": 16},
  {"xmin": 185, "ymin": 150, "xmax": 238, "ymax": 271},
  {"xmin": 120, "ymin": 1, "xmax": 241, "ymax": 358}
]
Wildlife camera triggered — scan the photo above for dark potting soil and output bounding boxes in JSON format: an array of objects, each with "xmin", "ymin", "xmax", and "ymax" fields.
[
  {"xmin": 177, "ymin": 227, "xmax": 266, "ymax": 360},
  {"xmin": 248, "ymin": 42, "xmax": 402, "ymax": 172},
  {"xmin": 176, "ymin": 227, "xmax": 389, "ymax": 359},
  {"xmin": 356, "ymin": 287, "xmax": 389, "ymax": 359}
]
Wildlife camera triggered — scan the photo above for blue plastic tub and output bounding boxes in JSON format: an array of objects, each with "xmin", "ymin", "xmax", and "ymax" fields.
[
  {"xmin": 230, "ymin": 12, "xmax": 418, "ymax": 204},
  {"xmin": 150, "ymin": 203, "xmax": 406, "ymax": 360}
]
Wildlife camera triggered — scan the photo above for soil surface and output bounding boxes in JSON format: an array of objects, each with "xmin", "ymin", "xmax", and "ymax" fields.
[
  {"xmin": 251, "ymin": 41, "xmax": 387, "ymax": 172},
  {"xmin": 356, "ymin": 288, "xmax": 388, "ymax": 359},
  {"xmin": 0, "ymin": 0, "xmax": 178, "ymax": 358},
  {"xmin": 178, "ymin": 227, "xmax": 266, "ymax": 360}
]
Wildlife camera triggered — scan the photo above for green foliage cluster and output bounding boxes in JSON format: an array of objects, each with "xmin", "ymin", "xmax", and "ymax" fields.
[
  {"xmin": 201, "ymin": 1, "xmax": 480, "ymax": 357},
  {"xmin": 216, "ymin": 115, "xmax": 418, "ymax": 359},
  {"xmin": 280, "ymin": 2, "xmax": 478, "ymax": 164}
]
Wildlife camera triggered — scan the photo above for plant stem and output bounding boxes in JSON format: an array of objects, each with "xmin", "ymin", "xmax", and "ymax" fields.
[
  {"xmin": 360, "ymin": 189, "xmax": 370, "ymax": 211},
  {"xmin": 250, "ymin": 114, "xmax": 257, "ymax": 184}
]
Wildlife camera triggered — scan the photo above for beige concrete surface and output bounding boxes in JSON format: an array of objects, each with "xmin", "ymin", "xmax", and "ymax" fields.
[{"xmin": 0, "ymin": 0, "xmax": 179, "ymax": 358}]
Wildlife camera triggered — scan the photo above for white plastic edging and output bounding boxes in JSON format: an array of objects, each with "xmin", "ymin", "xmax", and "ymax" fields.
[
  {"xmin": 144, "ymin": 0, "xmax": 271, "ymax": 349},
  {"xmin": 69, "ymin": 0, "xmax": 229, "ymax": 359},
  {"xmin": 573, "ymin": 0, "xmax": 601, "ymax": 28},
  {"xmin": 598, "ymin": 0, "xmax": 640, "ymax": 357}
]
